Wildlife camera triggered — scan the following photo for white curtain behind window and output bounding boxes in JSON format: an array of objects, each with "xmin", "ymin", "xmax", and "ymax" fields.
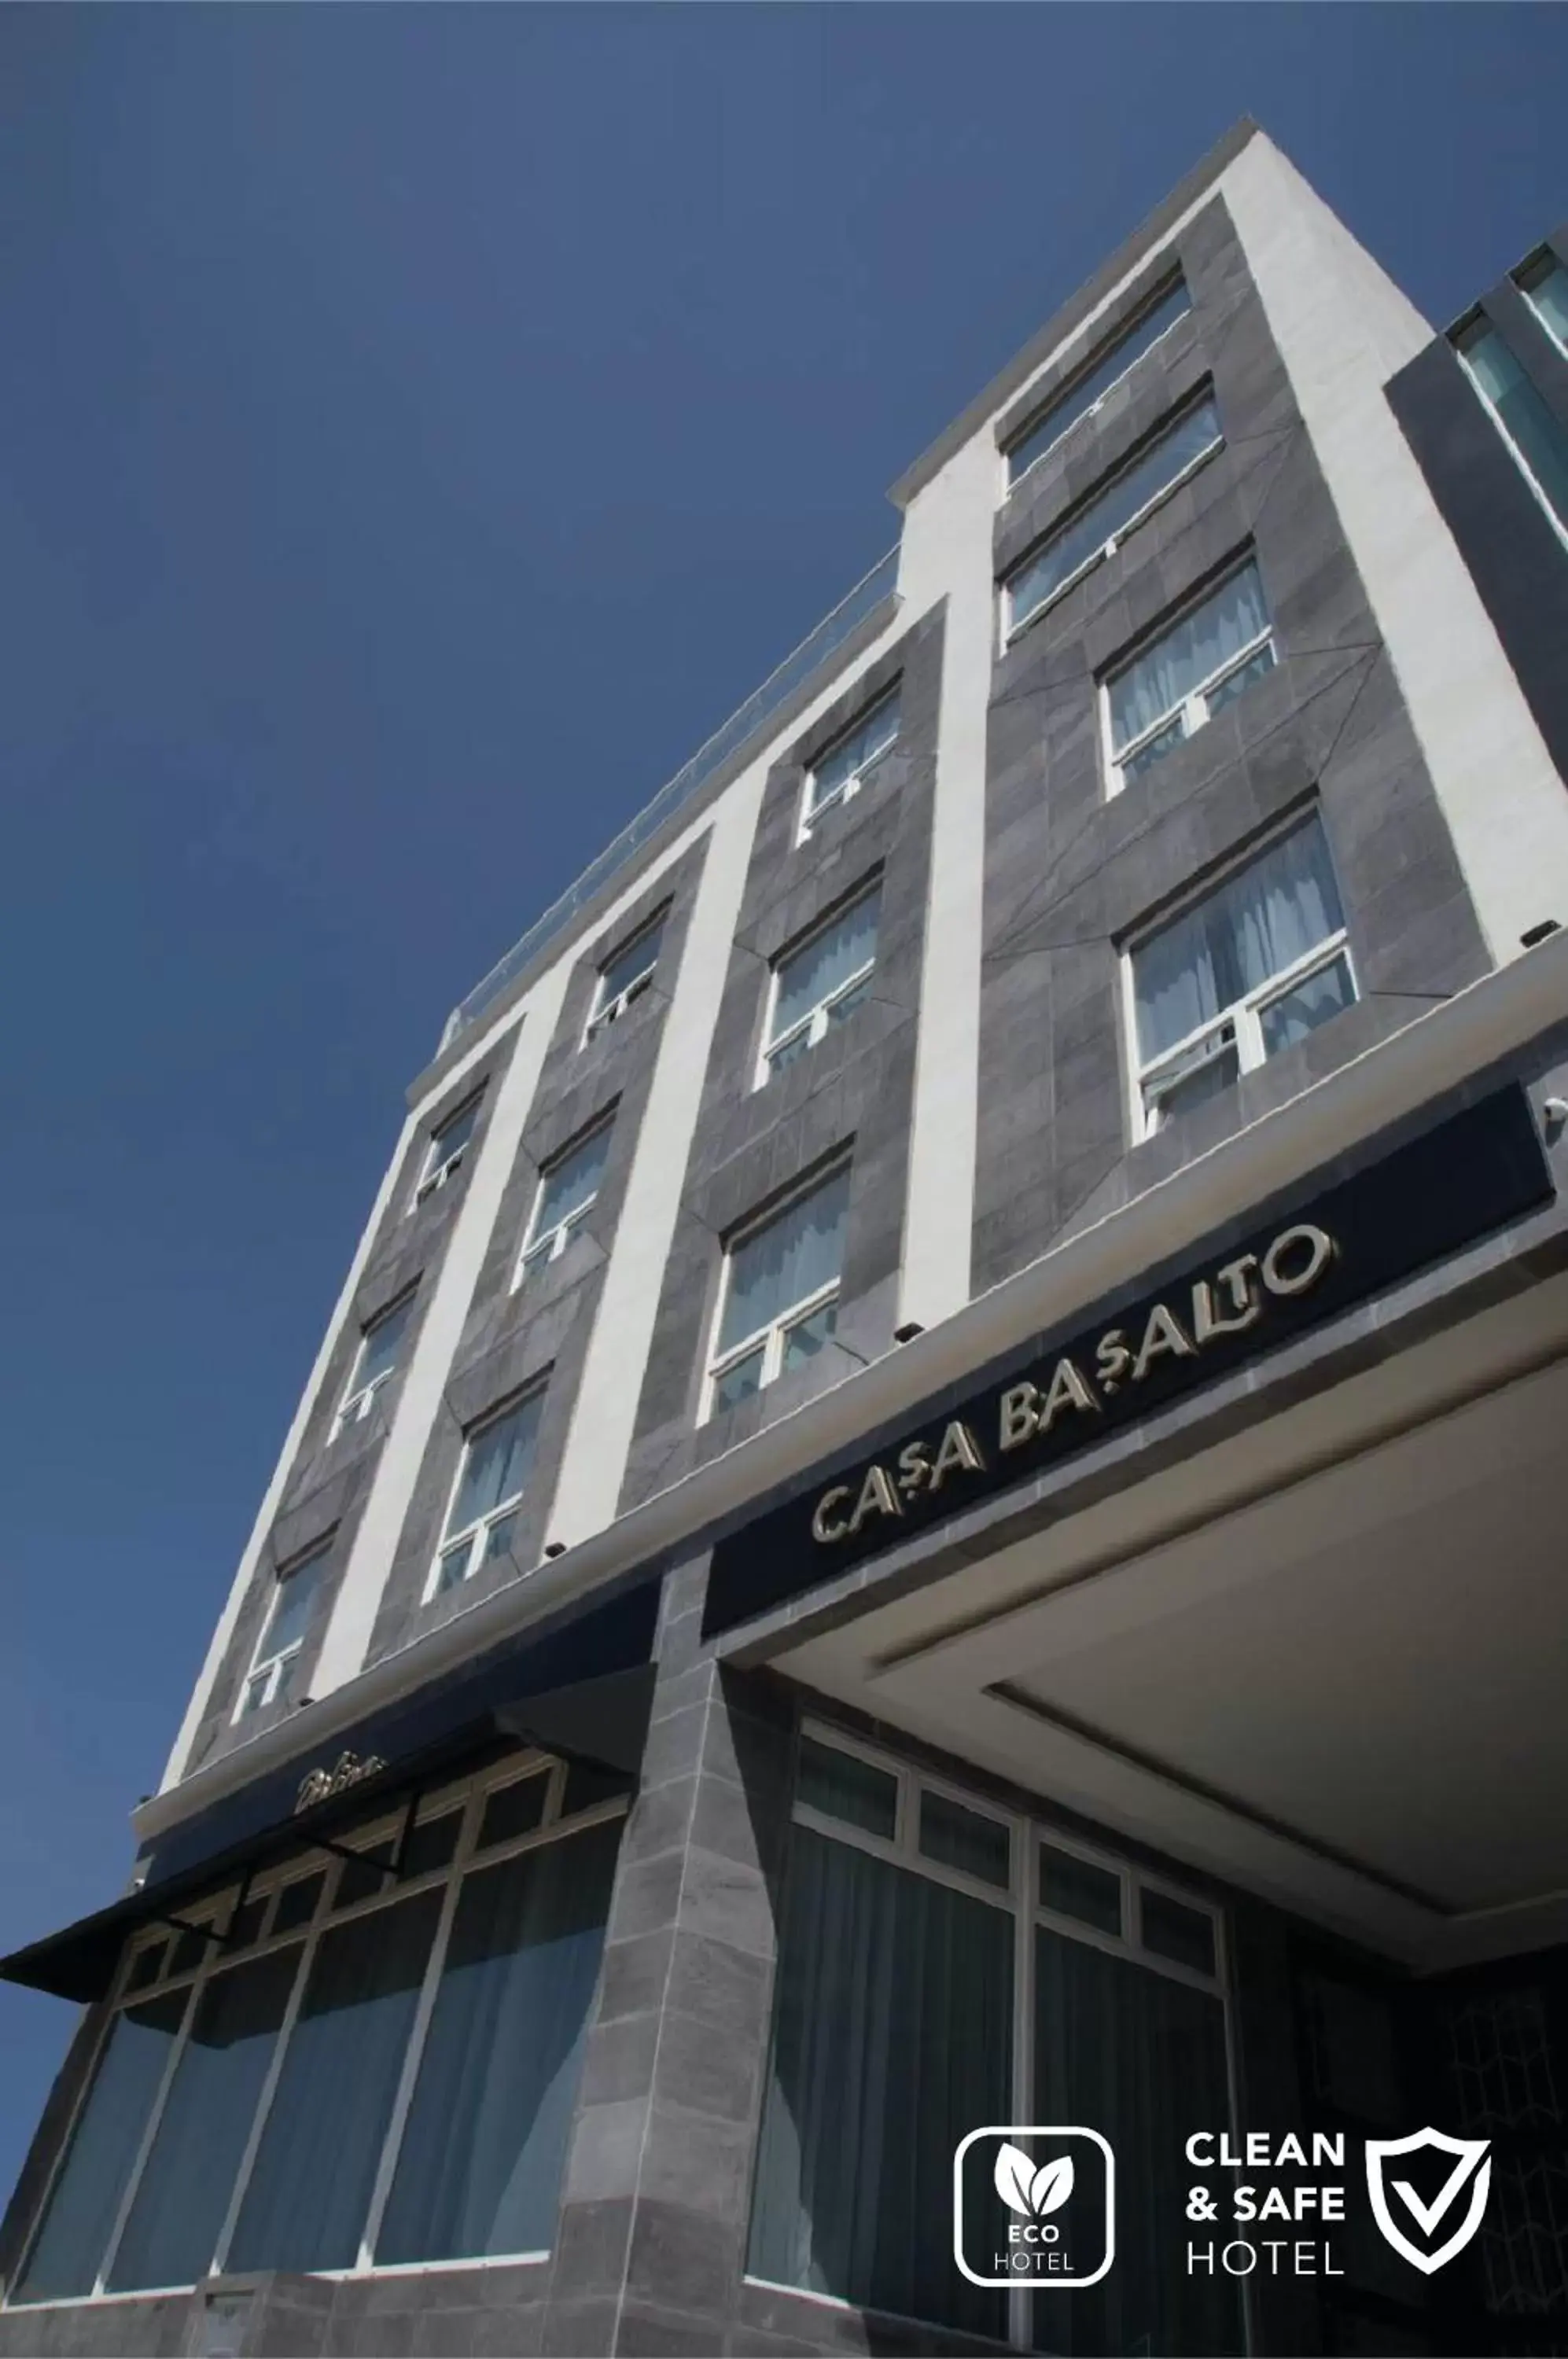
[
  {"xmin": 720, "ymin": 1168, "xmax": 850, "ymax": 1354},
  {"xmin": 1110, "ymin": 563, "xmax": 1268, "ymax": 750},
  {"xmin": 1135, "ymin": 819, "xmax": 1342, "ymax": 1062}
]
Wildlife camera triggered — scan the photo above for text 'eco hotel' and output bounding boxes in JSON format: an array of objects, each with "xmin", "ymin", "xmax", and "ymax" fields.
[{"xmin": 6, "ymin": 122, "xmax": 1568, "ymax": 2359}]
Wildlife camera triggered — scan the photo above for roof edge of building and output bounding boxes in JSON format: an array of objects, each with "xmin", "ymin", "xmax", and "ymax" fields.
[{"xmin": 886, "ymin": 114, "xmax": 1263, "ymax": 512}]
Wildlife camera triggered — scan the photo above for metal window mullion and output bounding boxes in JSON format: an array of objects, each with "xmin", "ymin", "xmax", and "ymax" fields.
[
  {"xmin": 93, "ymin": 1970, "xmax": 204, "ymax": 2296},
  {"xmin": 208, "ymin": 1933, "xmax": 315, "ymax": 2276},
  {"xmin": 355, "ymin": 1787, "xmax": 485, "ymax": 2268}
]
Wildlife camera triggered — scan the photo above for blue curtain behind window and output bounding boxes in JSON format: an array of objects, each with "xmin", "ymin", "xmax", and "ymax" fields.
[
  {"xmin": 17, "ymin": 1992, "xmax": 186, "ymax": 2302},
  {"xmin": 106, "ymin": 1949, "xmax": 299, "ymax": 2292},
  {"xmin": 375, "ymin": 1817, "xmax": 620, "ymax": 2264},
  {"xmin": 748, "ymin": 1827, "xmax": 1012, "ymax": 2342},
  {"xmin": 226, "ymin": 1889, "xmax": 443, "ymax": 2273}
]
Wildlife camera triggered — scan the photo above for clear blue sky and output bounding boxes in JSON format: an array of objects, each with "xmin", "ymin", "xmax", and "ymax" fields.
[{"xmin": 0, "ymin": 2, "xmax": 1562, "ymax": 2207}]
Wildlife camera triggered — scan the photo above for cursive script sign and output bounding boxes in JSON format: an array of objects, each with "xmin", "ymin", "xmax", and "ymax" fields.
[{"xmin": 294, "ymin": 1750, "xmax": 388, "ymax": 1815}]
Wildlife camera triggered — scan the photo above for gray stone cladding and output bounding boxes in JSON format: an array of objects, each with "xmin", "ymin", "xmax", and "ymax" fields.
[
  {"xmin": 619, "ymin": 609, "xmax": 944, "ymax": 1517},
  {"xmin": 364, "ymin": 841, "xmax": 710, "ymax": 1662},
  {"xmin": 973, "ymin": 192, "xmax": 1491, "ymax": 1296},
  {"xmin": 182, "ymin": 1042, "xmax": 521, "ymax": 1775}
]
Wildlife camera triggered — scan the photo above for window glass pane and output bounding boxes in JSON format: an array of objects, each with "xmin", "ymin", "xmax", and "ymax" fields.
[
  {"xmin": 227, "ymin": 1890, "xmax": 442, "ymax": 2274},
  {"xmin": 226, "ymin": 1897, "xmax": 268, "ymax": 1949},
  {"xmin": 764, "ymin": 1029, "xmax": 813, "ymax": 1079},
  {"xmin": 1009, "ymin": 397, "xmax": 1222, "ymax": 628},
  {"xmin": 780, "ymin": 1299, "xmax": 836, "ymax": 1375},
  {"xmin": 273, "ymin": 1873, "xmax": 326, "ymax": 1934},
  {"xmin": 1109, "ymin": 563, "xmax": 1269, "ymax": 752},
  {"xmin": 772, "ymin": 889, "xmax": 882, "ymax": 1043},
  {"xmin": 478, "ymin": 1773, "xmax": 549, "ymax": 1849},
  {"xmin": 1139, "ymin": 1888, "xmax": 1218, "ymax": 1979},
  {"xmin": 17, "ymin": 1992, "xmax": 186, "ymax": 2302},
  {"xmin": 749, "ymin": 1827, "xmax": 1011, "ymax": 2341},
  {"xmin": 1121, "ymin": 715, "xmax": 1187, "ymax": 782},
  {"xmin": 796, "ymin": 1737, "xmax": 898, "ymax": 1840},
  {"xmin": 1040, "ymin": 1842, "xmax": 1122, "ymax": 1935},
  {"xmin": 402, "ymin": 1812, "xmax": 462, "ymax": 1880},
  {"xmin": 1458, "ymin": 317, "xmax": 1568, "ymax": 528},
  {"xmin": 918, "ymin": 1791, "xmax": 1010, "ymax": 1889},
  {"xmin": 711, "ymin": 1347, "xmax": 764, "ymax": 1412},
  {"xmin": 123, "ymin": 1941, "xmax": 167, "ymax": 1996},
  {"xmin": 1033, "ymin": 1927, "xmax": 1242, "ymax": 2356},
  {"xmin": 335, "ymin": 1842, "xmax": 396, "ymax": 1912},
  {"xmin": 808, "ymin": 691, "xmax": 900, "ymax": 814},
  {"xmin": 448, "ymin": 1395, "xmax": 543, "ymax": 1537},
  {"xmin": 561, "ymin": 1760, "xmax": 635, "ymax": 1818},
  {"xmin": 1205, "ymin": 640, "xmax": 1277, "ymax": 718},
  {"xmin": 1133, "ymin": 818, "xmax": 1343, "ymax": 1062},
  {"xmin": 1520, "ymin": 253, "xmax": 1568, "ymax": 347},
  {"xmin": 598, "ymin": 916, "xmax": 664, "ymax": 1007},
  {"xmin": 433, "ymin": 1538, "xmax": 471, "ymax": 1596},
  {"xmin": 825, "ymin": 973, "xmax": 872, "ymax": 1029},
  {"xmin": 720, "ymin": 1167, "xmax": 850, "ymax": 1355},
  {"xmin": 355, "ymin": 1294, "xmax": 416, "ymax": 1397},
  {"xmin": 376, "ymin": 1818, "xmax": 622, "ymax": 2263},
  {"xmin": 1008, "ymin": 278, "xmax": 1191, "ymax": 482},
  {"xmin": 108, "ymin": 1949, "xmax": 300, "ymax": 2291},
  {"xmin": 533, "ymin": 1124, "xmax": 612, "ymax": 1238},
  {"xmin": 167, "ymin": 1926, "xmax": 211, "ymax": 1978},
  {"xmin": 1149, "ymin": 1041, "xmax": 1241, "ymax": 1128},
  {"xmin": 430, "ymin": 1097, "xmax": 480, "ymax": 1167},
  {"xmin": 1258, "ymin": 951, "xmax": 1355, "ymax": 1057},
  {"xmin": 258, "ymin": 1549, "xmax": 327, "ymax": 1665}
]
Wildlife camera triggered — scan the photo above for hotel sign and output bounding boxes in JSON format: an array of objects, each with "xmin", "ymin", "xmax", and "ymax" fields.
[{"xmin": 703, "ymin": 1086, "xmax": 1552, "ymax": 1637}]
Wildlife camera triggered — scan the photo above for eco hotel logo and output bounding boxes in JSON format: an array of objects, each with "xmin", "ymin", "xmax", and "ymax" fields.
[{"xmin": 953, "ymin": 2128, "xmax": 1115, "ymax": 2287}]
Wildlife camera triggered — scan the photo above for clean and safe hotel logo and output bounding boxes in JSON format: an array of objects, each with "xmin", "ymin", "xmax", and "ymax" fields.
[{"xmin": 953, "ymin": 2128, "xmax": 1115, "ymax": 2287}]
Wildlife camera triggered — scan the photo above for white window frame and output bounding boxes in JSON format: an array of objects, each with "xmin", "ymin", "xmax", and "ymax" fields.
[
  {"xmin": 513, "ymin": 1119, "xmax": 612, "ymax": 1287},
  {"xmin": 1453, "ymin": 310, "xmax": 1568, "ymax": 556},
  {"xmin": 232, "ymin": 1541, "xmax": 331, "ymax": 1725},
  {"xmin": 1002, "ymin": 393, "xmax": 1224, "ymax": 648},
  {"xmin": 798, "ymin": 687, "xmax": 900, "ymax": 843},
  {"xmin": 1003, "ymin": 273, "xmax": 1191, "ymax": 495},
  {"xmin": 703, "ymin": 1161, "xmax": 850, "ymax": 1421},
  {"xmin": 583, "ymin": 911, "xmax": 666, "ymax": 1043},
  {"xmin": 1516, "ymin": 249, "xmax": 1568, "ymax": 357},
  {"xmin": 1121, "ymin": 817, "xmax": 1356, "ymax": 1142},
  {"xmin": 1099, "ymin": 558, "xmax": 1276, "ymax": 796},
  {"xmin": 411, "ymin": 1091, "xmax": 483, "ymax": 1208},
  {"xmin": 333, "ymin": 1288, "xmax": 417, "ymax": 1436},
  {"xmin": 756, "ymin": 885, "xmax": 880, "ymax": 1090},
  {"xmin": 423, "ymin": 1389, "xmax": 543, "ymax": 1603},
  {"xmin": 760, "ymin": 1724, "xmax": 1235, "ymax": 2353},
  {"xmin": 11, "ymin": 1753, "xmax": 631, "ymax": 2307}
]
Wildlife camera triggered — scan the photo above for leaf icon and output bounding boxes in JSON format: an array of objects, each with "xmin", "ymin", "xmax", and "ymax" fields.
[
  {"xmin": 1029, "ymin": 2155, "xmax": 1075, "ymax": 2215},
  {"xmin": 993, "ymin": 2143, "xmax": 1037, "ymax": 2217}
]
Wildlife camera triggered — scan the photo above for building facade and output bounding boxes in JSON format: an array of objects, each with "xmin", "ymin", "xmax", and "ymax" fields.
[{"xmin": 6, "ymin": 124, "xmax": 1568, "ymax": 2359}]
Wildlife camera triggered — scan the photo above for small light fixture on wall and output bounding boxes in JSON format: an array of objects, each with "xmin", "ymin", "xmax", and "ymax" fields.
[
  {"xmin": 543, "ymin": 1541, "xmax": 568, "ymax": 1560},
  {"xmin": 894, "ymin": 1321, "xmax": 925, "ymax": 1344},
  {"xmin": 1522, "ymin": 918, "xmax": 1560, "ymax": 947}
]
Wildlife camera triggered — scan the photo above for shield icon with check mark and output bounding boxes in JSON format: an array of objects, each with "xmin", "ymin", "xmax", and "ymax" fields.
[{"xmin": 1365, "ymin": 2129, "xmax": 1492, "ymax": 2274}]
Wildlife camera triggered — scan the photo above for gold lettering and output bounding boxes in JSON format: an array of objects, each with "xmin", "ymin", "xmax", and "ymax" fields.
[
  {"xmin": 848, "ymin": 1463, "xmax": 903, "ymax": 1534},
  {"xmin": 811, "ymin": 1484, "xmax": 853, "ymax": 1544},
  {"xmin": 1132, "ymin": 1300, "xmax": 1196, "ymax": 1381},
  {"xmin": 293, "ymin": 1750, "xmax": 388, "ymax": 1816},
  {"xmin": 1095, "ymin": 1330, "xmax": 1132, "ymax": 1393},
  {"xmin": 1262, "ymin": 1224, "xmax": 1334, "ymax": 1297},
  {"xmin": 998, "ymin": 1381, "xmax": 1040, "ymax": 1452},
  {"xmin": 897, "ymin": 1441, "xmax": 934, "ymax": 1496},
  {"xmin": 1191, "ymin": 1254, "xmax": 1260, "ymax": 1344},
  {"xmin": 1039, "ymin": 1356, "xmax": 1097, "ymax": 1433},
  {"xmin": 929, "ymin": 1419, "xmax": 985, "ymax": 1492}
]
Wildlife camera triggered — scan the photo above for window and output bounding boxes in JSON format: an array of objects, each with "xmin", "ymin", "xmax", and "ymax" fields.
[
  {"xmin": 429, "ymin": 1390, "xmax": 543, "ymax": 1599},
  {"xmin": 1003, "ymin": 393, "xmax": 1224, "ymax": 641},
  {"xmin": 516, "ymin": 1119, "xmax": 613, "ymax": 1286},
  {"xmin": 801, "ymin": 687, "xmax": 900, "ymax": 837},
  {"xmin": 1103, "ymin": 558, "xmax": 1275, "ymax": 789},
  {"xmin": 235, "ymin": 1544, "xmax": 329, "ymax": 1721},
  {"xmin": 334, "ymin": 1290, "xmax": 418, "ymax": 1433},
  {"xmin": 11, "ymin": 1761, "xmax": 628, "ymax": 2302},
  {"xmin": 1006, "ymin": 275, "xmax": 1191, "ymax": 487},
  {"xmin": 1454, "ymin": 312, "xmax": 1568, "ymax": 545},
  {"xmin": 1128, "ymin": 814, "xmax": 1355, "ymax": 1135},
  {"xmin": 748, "ymin": 1727, "xmax": 1238, "ymax": 2353},
  {"xmin": 414, "ymin": 1093, "xmax": 482, "ymax": 1205},
  {"xmin": 585, "ymin": 912, "xmax": 665, "ymax": 1040},
  {"xmin": 1517, "ymin": 250, "xmax": 1568, "ymax": 354},
  {"xmin": 706, "ymin": 1162, "xmax": 850, "ymax": 1416},
  {"xmin": 759, "ymin": 884, "xmax": 881, "ymax": 1085}
]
